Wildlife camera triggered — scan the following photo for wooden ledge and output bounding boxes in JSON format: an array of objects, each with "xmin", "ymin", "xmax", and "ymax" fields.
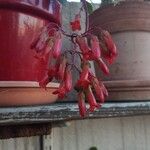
[{"xmin": 0, "ymin": 101, "xmax": 150, "ymax": 126}]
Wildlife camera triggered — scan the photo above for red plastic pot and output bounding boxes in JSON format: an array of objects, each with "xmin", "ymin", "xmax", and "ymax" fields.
[{"xmin": 0, "ymin": 0, "xmax": 61, "ymax": 106}]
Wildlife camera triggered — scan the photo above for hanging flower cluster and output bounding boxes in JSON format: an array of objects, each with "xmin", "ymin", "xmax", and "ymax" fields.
[{"xmin": 31, "ymin": 1, "xmax": 118, "ymax": 117}]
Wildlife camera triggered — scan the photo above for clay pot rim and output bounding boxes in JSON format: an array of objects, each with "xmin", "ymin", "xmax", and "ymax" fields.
[
  {"xmin": 90, "ymin": 1, "xmax": 150, "ymax": 33},
  {"xmin": 0, "ymin": 0, "xmax": 61, "ymax": 25},
  {"xmin": 0, "ymin": 81, "xmax": 59, "ymax": 88},
  {"xmin": 104, "ymin": 80, "xmax": 150, "ymax": 88}
]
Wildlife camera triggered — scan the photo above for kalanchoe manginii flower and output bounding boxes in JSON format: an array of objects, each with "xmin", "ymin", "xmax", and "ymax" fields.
[
  {"xmin": 78, "ymin": 91, "xmax": 87, "ymax": 117},
  {"xmin": 64, "ymin": 67, "xmax": 72, "ymax": 92},
  {"xmin": 31, "ymin": 0, "xmax": 118, "ymax": 117},
  {"xmin": 102, "ymin": 30, "xmax": 118, "ymax": 62},
  {"xmin": 57, "ymin": 56, "xmax": 67, "ymax": 80},
  {"xmin": 96, "ymin": 58, "xmax": 110, "ymax": 75},
  {"xmin": 85, "ymin": 86, "xmax": 100, "ymax": 112},
  {"xmin": 76, "ymin": 61, "xmax": 90, "ymax": 89},
  {"xmin": 52, "ymin": 30, "xmax": 62, "ymax": 58},
  {"xmin": 53, "ymin": 82, "xmax": 67, "ymax": 99},
  {"xmin": 70, "ymin": 14, "xmax": 81, "ymax": 31},
  {"xmin": 36, "ymin": 41, "xmax": 54, "ymax": 62},
  {"xmin": 39, "ymin": 75, "xmax": 51, "ymax": 89},
  {"xmin": 48, "ymin": 66, "xmax": 57, "ymax": 81},
  {"xmin": 101, "ymin": 82, "xmax": 108, "ymax": 97},
  {"xmin": 90, "ymin": 35, "xmax": 101, "ymax": 59},
  {"xmin": 90, "ymin": 77, "xmax": 105, "ymax": 103},
  {"xmin": 76, "ymin": 36, "xmax": 91, "ymax": 60},
  {"xmin": 102, "ymin": 30, "xmax": 118, "ymax": 58},
  {"xmin": 102, "ymin": 51, "xmax": 116, "ymax": 65}
]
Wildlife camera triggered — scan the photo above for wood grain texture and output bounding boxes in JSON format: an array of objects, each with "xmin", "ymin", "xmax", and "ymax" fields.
[
  {"xmin": 0, "ymin": 136, "xmax": 41, "ymax": 150},
  {"xmin": 52, "ymin": 115, "xmax": 150, "ymax": 150}
]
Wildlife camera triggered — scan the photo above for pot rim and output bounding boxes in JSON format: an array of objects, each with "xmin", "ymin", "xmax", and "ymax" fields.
[
  {"xmin": 0, "ymin": 81, "xmax": 59, "ymax": 88},
  {"xmin": 90, "ymin": 0, "xmax": 150, "ymax": 33},
  {"xmin": 0, "ymin": 0, "xmax": 61, "ymax": 25}
]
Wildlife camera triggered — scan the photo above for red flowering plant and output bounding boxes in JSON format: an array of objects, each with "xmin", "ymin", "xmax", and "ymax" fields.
[{"xmin": 31, "ymin": 0, "xmax": 118, "ymax": 117}]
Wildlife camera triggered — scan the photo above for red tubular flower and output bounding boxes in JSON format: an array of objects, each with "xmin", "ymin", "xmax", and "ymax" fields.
[
  {"xmin": 78, "ymin": 92, "xmax": 87, "ymax": 117},
  {"xmin": 34, "ymin": 46, "xmax": 52, "ymax": 64},
  {"xmin": 76, "ymin": 62, "xmax": 90, "ymax": 89},
  {"xmin": 76, "ymin": 36, "xmax": 91, "ymax": 60},
  {"xmin": 39, "ymin": 75, "xmax": 52, "ymax": 89},
  {"xmin": 103, "ymin": 30, "xmax": 117, "ymax": 56},
  {"xmin": 102, "ymin": 51, "xmax": 116, "ymax": 64},
  {"xmin": 57, "ymin": 57, "xmax": 67, "ymax": 80},
  {"xmin": 70, "ymin": 20, "xmax": 81, "ymax": 31},
  {"xmin": 101, "ymin": 82, "xmax": 108, "ymax": 97},
  {"xmin": 52, "ymin": 31, "xmax": 62, "ymax": 58},
  {"xmin": 96, "ymin": 58, "xmax": 110, "ymax": 75},
  {"xmin": 53, "ymin": 82, "xmax": 67, "ymax": 99},
  {"xmin": 90, "ymin": 35, "xmax": 101, "ymax": 59},
  {"xmin": 70, "ymin": 14, "xmax": 81, "ymax": 31},
  {"xmin": 38, "ymin": 43, "xmax": 53, "ymax": 62},
  {"xmin": 48, "ymin": 65, "xmax": 57, "ymax": 80},
  {"xmin": 85, "ymin": 87, "xmax": 100, "ymax": 112},
  {"xmin": 91, "ymin": 78, "xmax": 105, "ymax": 103},
  {"xmin": 64, "ymin": 68, "xmax": 72, "ymax": 92}
]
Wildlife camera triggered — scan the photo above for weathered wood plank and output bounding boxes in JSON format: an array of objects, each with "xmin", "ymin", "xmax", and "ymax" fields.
[
  {"xmin": 0, "ymin": 101, "xmax": 150, "ymax": 125},
  {"xmin": 52, "ymin": 116, "xmax": 150, "ymax": 150},
  {"xmin": 0, "ymin": 136, "xmax": 41, "ymax": 150}
]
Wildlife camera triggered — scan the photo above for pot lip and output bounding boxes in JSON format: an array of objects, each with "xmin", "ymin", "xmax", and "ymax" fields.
[
  {"xmin": 103, "ymin": 80, "xmax": 150, "ymax": 88},
  {"xmin": 94, "ymin": 0, "xmax": 150, "ymax": 11},
  {"xmin": 0, "ymin": 0, "xmax": 61, "ymax": 25},
  {"xmin": 0, "ymin": 81, "xmax": 59, "ymax": 88},
  {"xmin": 90, "ymin": 1, "xmax": 150, "ymax": 33},
  {"xmin": 90, "ymin": 0, "xmax": 150, "ymax": 18}
]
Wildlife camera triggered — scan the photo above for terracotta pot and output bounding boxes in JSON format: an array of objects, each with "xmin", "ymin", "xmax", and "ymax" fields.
[
  {"xmin": 0, "ymin": 0, "xmax": 61, "ymax": 105},
  {"xmin": 90, "ymin": 0, "xmax": 150, "ymax": 101}
]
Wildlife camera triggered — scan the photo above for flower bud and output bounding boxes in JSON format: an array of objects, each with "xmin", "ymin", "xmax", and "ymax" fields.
[
  {"xmin": 39, "ymin": 75, "xmax": 52, "ymax": 89},
  {"xmin": 78, "ymin": 92, "xmax": 87, "ymax": 117},
  {"xmin": 57, "ymin": 57, "xmax": 67, "ymax": 80},
  {"xmin": 103, "ymin": 30, "xmax": 117, "ymax": 56},
  {"xmin": 85, "ymin": 87, "xmax": 100, "ymax": 112},
  {"xmin": 76, "ymin": 36, "xmax": 91, "ymax": 59},
  {"xmin": 52, "ymin": 31, "xmax": 62, "ymax": 58},
  {"xmin": 76, "ymin": 62, "xmax": 90, "ymax": 89},
  {"xmin": 64, "ymin": 68, "xmax": 72, "ymax": 92},
  {"xmin": 96, "ymin": 58, "xmax": 109, "ymax": 75},
  {"xmin": 53, "ymin": 82, "xmax": 67, "ymax": 99},
  {"xmin": 90, "ymin": 35, "xmax": 101, "ymax": 59}
]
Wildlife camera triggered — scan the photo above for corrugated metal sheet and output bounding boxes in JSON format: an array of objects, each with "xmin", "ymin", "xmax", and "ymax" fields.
[{"xmin": 52, "ymin": 115, "xmax": 150, "ymax": 150}]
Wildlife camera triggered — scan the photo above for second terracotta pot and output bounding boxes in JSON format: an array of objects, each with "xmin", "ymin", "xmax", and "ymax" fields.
[{"xmin": 90, "ymin": 0, "xmax": 150, "ymax": 101}]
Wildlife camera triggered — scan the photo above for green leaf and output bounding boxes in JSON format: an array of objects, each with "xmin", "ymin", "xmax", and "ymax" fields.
[
  {"xmin": 58, "ymin": 0, "xmax": 67, "ymax": 5},
  {"xmin": 86, "ymin": 1, "xmax": 94, "ymax": 14}
]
